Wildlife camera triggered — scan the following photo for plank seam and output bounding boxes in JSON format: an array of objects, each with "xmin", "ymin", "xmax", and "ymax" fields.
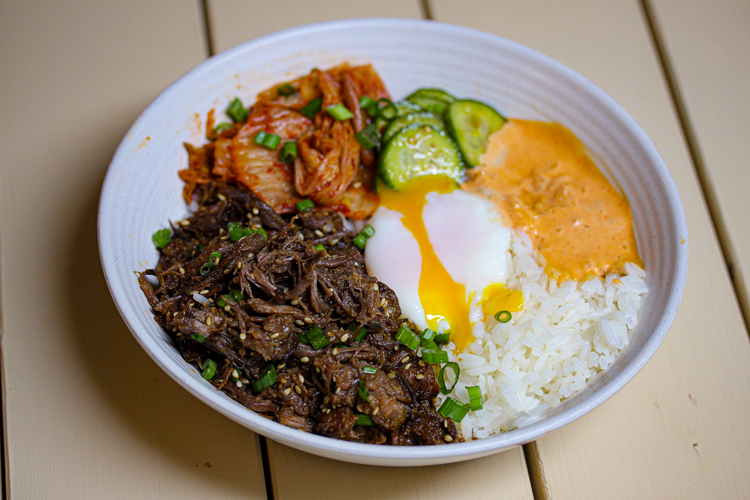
[
  {"xmin": 523, "ymin": 442, "xmax": 548, "ymax": 500},
  {"xmin": 639, "ymin": 0, "xmax": 750, "ymax": 334},
  {"xmin": 199, "ymin": 0, "xmax": 215, "ymax": 56},
  {"xmin": 420, "ymin": 0, "xmax": 433, "ymax": 20}
]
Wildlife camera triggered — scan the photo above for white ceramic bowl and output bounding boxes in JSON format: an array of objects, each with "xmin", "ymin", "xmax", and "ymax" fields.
[{"xmin": 98, "ymin": 18, "xmax": 688, "ymax": 466}]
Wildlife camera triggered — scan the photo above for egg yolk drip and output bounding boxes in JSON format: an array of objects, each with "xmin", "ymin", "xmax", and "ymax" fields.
[
  {"xmin": 378, "ymin": 176, "xmax": 475, "ymax": 351},
  {"xmin": 480, "ymin": 283, "xmax": 524, "ymax": 318}
]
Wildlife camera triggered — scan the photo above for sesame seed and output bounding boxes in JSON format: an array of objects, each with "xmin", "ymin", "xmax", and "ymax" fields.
[
  {"xmin": 291, "ymin": 299, "xmax": 299, "ymax": 305},
  {"xmin": 298, "ymin": 233, "xmax": 304, "ymax": 240},
  {"xmin": 379, "ymin": 298, "xmax": 387, "ymax": 308},
  {"xmin": 444, "ymin": 420, "xmax": 449, "ymax": 429},
  {"xmin": 325, "ymin": 408, "xmax": 331, "ymax": 414},
  {"xmin": 356, "ymin": 405, "xmax": 364, "ymax": 412},
  {"xmin": 180, "ymin": 220, "xmax": 190, "ymax": 226},
  {"xmin": 394, "ymin": 345, "xmax": 399, "ymax": 351},
  {"xmin": 295, "ymin": 320, "xmax": 304, "ymax": 326},
  {"xmin": 300, "ymin": 357, "xmax": 309, "ymax": 363},
  {"xmin": 235, "ymin": 381, "xmax": 242, "ymax": 388},
  {"xmin": 341, "ymin": 333, "xmax": 349, "ymax": 342},
  {"xmin": 295, "ymin": 386, "xmax": 302, "ymax": 394},
  {"xmin": 220, "ymin": 236, "xmax": 229, "ymax": 240},
  {"xmin": 239, "ymin": 333, "xmax": 247, "ymax": 340},
  {"xmin": 283, "ymin": 387, "xmax": 292, "ymax": 396},
  {"xmin": 324, "ymin": 396, "xmax": 330, "ymax": 404},
  {"xmin": 332, "ymin": 348, "xmax": 339, "ymax": 355},
  {"xmin": 237, "ymin": 262, "xmax": 242, "ymax": 269},
  {"xmin": 223, "ymin": 268, "xmax": 231, "ymax": 275},
  {"xmin": 298, "ymin": 374, "xmax": 305, "ymax": 383},
  {"xmin": 353, "ymin": 181, "xmax": 362, "ymax": 188},
  {"xmin": 372, "ymin": 407, "xmax": 379, "ymax": 415},
  {"xmin": 404, "ymin": 363, "xmax": 411, "ymax": 370},
  {"xmin": 270, "ymin": 333, "xmax": 279, "ymax": 339},
  {"xmin": 372, "ymin": 284, "xmax": 379, "ymax": 291},
  {"xmin": 174, "ymin": 311, "xmax": 180, "ymax": 317},
  {"xmin": 224, "ymin": 305, "xmax": 231, "ymax": 312},
  {"xmin": 179, "ymin": 267, "xmax": 185, "ymax": 275},
  {"xmin": 278, "ymin": 364, "xmax": 286, "ymax": 370},
  {"xmin": 444, "ymin": 435, "xmax": 453, "ymax": 442},
  {"xmin": 214, "ymin": 258, "xmax": 220, "ymax": 265},
  {"xmin": 335, "ymin": 387, "xmax": 341, "ymax": 394},
  {"xmin": 387, "ymin": 372, "xmax": 396, "ymax": 379},
  {"xmin": 247, "ymin": 213, "xmax": 253, "ymax": 219},
  {"xmin": 232, "ymin": 277, "xmax": 239, "ymax": 283},
  {"xmin": 200, "ymin": 289, "xmax": 209, "ymax": 294},
  {"xmin": 314, "ymin": 229, "xmax": 324, "ymax": 237},
  {"xmin": 416, "ymin": 374, "xmax": 424, "ymax": 380},
  {"xmin": 241, "ymin": 378, "xmax": 249, "ymax": 384},
  {"xmin": 247, "ymin": 253, "xmax": 254, "ymax": 259},
  {"xmin": 217, "ymin": 193, "xmax": 226, "ymax": 201},
  {"xmin": 331, "ymin": 238, "xmax": 339, "ymax": 245},
  {"xmin": 206, "ymin": 318, "xmax": 212, "ymax": 326},
  {"xmin": 418, "ymin": 361, "xmax": 425, "ymax": 367},
  {"xmin": 401, "ymin": 357, "xmax": 408, "ymax": 364},
  {"xmin": 303, "ymin": 317, "xmax": 313, "ymax": 324},
  {"xmin": 252, "ymin": 208, "xmax": 259, "ymax": 215}
]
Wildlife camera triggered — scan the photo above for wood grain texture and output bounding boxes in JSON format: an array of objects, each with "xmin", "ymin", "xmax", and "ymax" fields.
[
  {"xmin": 648, "ymin": 0, "xmax": 750, "ymax": 321},
  {"xmin": 0, "ymin": 1, "xmax": 267, "ymax": 498},
  {"xmin": 207, "ymin": 2, "xmax": 535, "ymax": 499},
  {"xmin": 430, "ymin": 0, "xmax": 750, "ymax": 498}
]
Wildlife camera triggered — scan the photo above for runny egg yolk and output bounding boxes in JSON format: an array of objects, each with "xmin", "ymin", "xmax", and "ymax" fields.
[
  {"xmin": 378, "ymin": 175, "xmax": 474, "ymax": 352},
  {"xmin": 481, "ymin": 283, "xmax": 524, "ymax": 318}
]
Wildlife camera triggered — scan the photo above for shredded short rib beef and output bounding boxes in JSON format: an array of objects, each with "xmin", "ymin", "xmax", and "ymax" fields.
[{"xmin": 139, "ymin": 181, "xmax": 460, "ymax": 445}]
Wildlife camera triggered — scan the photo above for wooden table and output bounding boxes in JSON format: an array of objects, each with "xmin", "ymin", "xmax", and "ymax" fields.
[{"xmin": 2, "ymin": 1, "xmax": 749, "ymax": 498}]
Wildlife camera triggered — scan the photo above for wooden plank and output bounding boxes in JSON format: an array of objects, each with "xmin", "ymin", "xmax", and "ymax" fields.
[
  {"xmin": 207, "ymin": 2, "xmax": 534, "ymax": 499},
  {"xmin": 648, "ymin": 0, "xmax": 750, "ymax": 320},
  {"xmin": 0, "ymin": 2, "xmax": 268, "ymax": 498},
  {"xmin": 430, "ymin": 0, "xmax": 750, "ymax": 498}
]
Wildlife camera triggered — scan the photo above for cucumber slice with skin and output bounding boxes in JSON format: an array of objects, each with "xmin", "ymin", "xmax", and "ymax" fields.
[
  {"xmin": 406, "ymin": 88, "xmax": 456, "ymax": 116},
  {"xmin": 382, "ymin": 112, "xmax": 446, "ymax": 143},
  {"xmin": 445, "ymin": 99, "xmax": 507, "ymax": 167},
  {"xmin": 378, "ymin": 124, "xmax": 465, "ymax": 189},
  {"xmin": 375, "ymin": 100, "xmax": 423, "ymax": 134}
]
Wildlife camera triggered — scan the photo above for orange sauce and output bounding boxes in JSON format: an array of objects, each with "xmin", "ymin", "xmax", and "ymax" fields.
[{"xmin": 462, "ymin": 119, "xmax": 642, "ymax": 281}]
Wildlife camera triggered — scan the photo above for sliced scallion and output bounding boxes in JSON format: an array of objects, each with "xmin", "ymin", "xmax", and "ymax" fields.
[
  {"xmin": 306, "ymin": 325, "xmax": 329, "ymax": 349},
  {"xmin": 191, "ymin": 333, "xmax": 206, "ymax": 343},
  {"xmin": 277, "ymin": 83, "xmax": 295, "ymax": 96},
  {"xmin": 355, "ymin": 123, "xmax": 379, "ymax": 149},
  {"xmin": 314, "ymin": 244, "xmax": 325, "ymax": 252},
  {"xmin": 434, "ymin": 332, "xmax": 451, "ymax": 344},
  {"xmin": 354, "ymin": 326, "xmax": 368, "ymax": 342},
  {"xmin": 226, "ymin": 97, "xmax": 248, "ymax": 123},
  {"xmin": 254, "ymin": 131, "xmax": 268, "ymax": 145},
  {"xmin": 200, "ymin": 251, "xmax": 222, "ymax": 275},
  {"xmin": 358, "ymin": 95, "xmax": 378, "ymax": 118},
  {"xmin": 494, "ymin": 310, "xmax": 512, "ymax": 323},
  {"xmin": 152, "ymin": 228, "xmax": 172, "ymax": 248},
  {"xmin": 214, "ymin": 122, "xmax": 233, "ymax": 133},
  {"xmin": 216, "ymin": 298, "xmax": 227, "ymax": 308},
  {"xmin": 227, "ymin": 221, "xmax": 244, "ymax": 241},
  {"xmin": 298, "ymin": 332, "xmax": 310, "ymax": 345},
  {"xmin": 301, "ymin": 97, "xmax": 323, "ymax": 119},
  {"xmin": 261, "ymin": 133, "xmax": 281, "ymax": 150},
  {"xmin": 251, "ymin": 364, "xmax": 277, "ymax": 393},
  {"xmin": 467, "ymin": 385, "xmax": 483, "ymax": 410},
  {"xmin": 353, "ymin": 233, "xmax": 367, "ymax": 250},
  {"xmin": 421, "ymin": 348, "xmax": 449, "ymax": 364},
  {"xmin": 377, "ymin": 98, "xmax": 397, "ymax": 120},
  {"xmin": 227, "ymin": 289, "xmax": 243, "ymax": 301},
  {"xmin": 363, "ymin": 366, "xmax": 377, "ymax": 374},
  {"xmin": 421, "ymin": 339, "xmax": 439, "ymax": 351},
  {"xmin": 360, "ymin": 224, "xmax": 375, "ymax": 238},
  {"xmin": 201, "ymin": 359, "xmax": 217, "ymax": 380},
  {"xmin": 242, "ymin": 227, "xmax": 257, "ymax": 237},
  {"xmin": 280, "ymin": 141, "xmax": 297, "ymax": 163},
  {"xmin": 355, "ymin": 413, "xmax": 374, "ymax": 426},
  {"xmin": 326, "ymin": 103, "xmax": 354, "ymax": 121},
  {"xmin": 297, "ymin": 198, "xmax": 314, "ymax": 212},
  {"xmin": 421, "ymin": 328, "xmax": 437, "ymax": 342},
  {"xmin": 256, "ymin": 227, "xmax": 268, "ymax": 239},
  {"xmin": 437, "ymin": 362, "xmax": 460, "ymax": 395},
  {"xmin": 395, "ymin": 324, "xmax": 420, "ymax": 350},
  {"xmin": 438, "ymin": 397, "xmax": 470, "ymax": 423},
  {"xmin": 358, "ymin": 380, "xmax": 369, "ymax": 401}
]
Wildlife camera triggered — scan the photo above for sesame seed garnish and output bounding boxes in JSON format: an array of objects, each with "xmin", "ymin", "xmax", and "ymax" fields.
[
  {"xmin": 418, "ymin": 361, "xmax": 425, "ymax": 366},
  {"xmin": 241, "ymin": 378, "xmax": 249, "ymax": 384},
  {"xmin": 341, "ymin": 333, "xmax": 349, "ymax": 342},
  {"xmin": 394, "ymin": 345, "xmax": 399, "ymax": 351},
  {"xmin": 232, "ymin": 277, "xmax": 240, "ymax": 283},
  {"xmin": 444, "ymin": 435, "xmax": 453, "ymax": 442},
  {"xmin": 387, "ymin": 372, "xmax": 396, "ymax": 379},
  {"xmin": 247, "ymin": 253, "xmax": 254, "ymax": 259},
  {"xmin": 401, "ymin": 357, "xmax": 408, "ymax": 364},
  {"xmin": 235, "ymin": 381, "xmax": 242, "ymax": 388},
  {"xmin": 278, "ymin": 364, "xmax": 286, "ymax": 370},
  {"xmin": 303, "ymin": 317, "xmax": 313, "ymax": 324},
  {"xmin": 314, "ymin": 229, "xmax": 324, "ymax": 237},
  {"xmin": 217, "ymin": 193, "xmax": 226, "ymax": 201},
  {"xmin": 295, "ymin": 319, "xmax": 304, "ymax": 326},
  {"xmin": 300, "ymin": 357, "xmax": 309, "ymax": 363},
  {"xmin": 294, "ymin": 386, "xmax": 302, "ymax": 394},
  {"xmin": 379, "ymin": 298, "xmax": 387, "ymax": 308},
  {"xmin": 372, "ymin": 284, "xmax": 379, "ymax": 291},
  {"xmin": 372, "ymin": 407, "xmax": 379, "ymax": 415},
  {"xmin": 174, "ymin": 311, "xmax": 180, "ymax": 317},
  {"xmin": 404, "ymin": 363, "xmax": 411, "ymax": 370},
  {"xmin": 353, "ymin": 181, "xmax": 362, "ymax": 188},
  {"xmin": 179, "ymin": 267, "xmax": 185, "ymax": 275},
  {"xmin": 180, "ymin": 220, "xmax": 190, "ymax": 226},
  {"xmin": 416, "ymin": 374, "xmax": 424, "ymax": 380},
  {"xmin": 283, "ymin": 387, "xmax": 292, "ymax": 396},
  {"xmin": 298, "ymin": 374, "xmax": 305, "ymax": 383},
  {"xmin": 252, "ymin": 208, "xmax": 259, "ymax": 215},
  {"xmin": 240, "ymin": 333, "xmax": 247, "ymax": 340},
  {"xmin": 325, "ymin": 408, "xmax": 331, "ymax": 414},
  {"xmin": 444, "ymin": 420, "xmax": 449, "ymax": 429},
  {"xmin": 291, "ymin": 299, "xmax": 299, "ymax": 305},
  {"xmin": 206, "ymin": 318, "xmax": 213, "ymax": 326},
  {"xmin": 270, "ymin": 333, "xmax": 279, "ymax": 339},
  {"xmin": 323, "ymin": 396, "xmax": 330, "ymax": 404},
  {"xmin": 356, "ymin": 405, "xmax": 364, "ymax": 412},
  {"xmin": 200, "ymin": 289, "xmax": 209, "ymax": 294},
  {"xmin": 224, "ymin": 305, "xmax": 231, "ymax": 312},
  {"xmin": 331, "ymin": 238, "xmax": 339, "ymax": 245},
  {"xmin": 237, "ymin": 262, "xmax": 242, "ymax": 269},
  {"xmin": 332, "ymin": 348, "xmax": 339, "ymax": 355},
  {"xmin": 220, "ymin": 236, "xmax": 229, "ymax": 240},
  {"xmin": 247, "ymin": 213, "xmax": 253, "ymax": 219},
  {"xmin": 335, "ymin": 387, "xmax": 341, "ymax": 394},
  {"xmin": 223, "ymin": 268, "xmax": 230, "ymax": 275}
]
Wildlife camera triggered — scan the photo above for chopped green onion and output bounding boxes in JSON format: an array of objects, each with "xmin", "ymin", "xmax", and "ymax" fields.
[
  {"xmin": 494, "ymin": 310, "xmax": 512, "ymax": 323},
  {"xmin": 360, "ymin": 224, "xmax": 375, "ymax": 239},
  {"xmin": 242, "ymin": 227, "xmax": 256, "ymax": 237},
  {"xmin": 377, "ymin": 98, "xmax": 397, "ymax": 120},
  {"xmin": 395, "ymin": 324, "xmax": 420, "ymax": 350},
  {"xmin": 227, "ymin": 97, "xmax": 248, "ymax": 123},
  {"xmin": 298, "ymin": 333, "xmax": 310, "ymax": 345},
  {"xmin": 251, "ymin": 364, "xmax": 277, "ymax": 393},
  {"xmin": 434, "ymin": 332, "xmax": 451, "ymax": 344},
  {"xmin": 422, "ymin": 348, "xmax": 449, "ymax": 364},
  {"xmin": 467, "ymin": 385, "xmax": 483, "ymax": 410},
  {"xmin": 263, "ymin": 133, "xmax": 282, "ymax": 149},
  {"xmin": 363, "ymin": 366, "xmax": 377, "ymax": 374},
  {"xmin": 216, "ymin": 298, "xmax": 227, "ymax": 308},
  {"xmin": 254, "ymin": 131, "xmax": 268, "ymax": 145},
  {"xmin": 358, "ymin": 380, "xmax": 369, "ymax": 401},
  {"xmin": 350, "ymin": 324, "xmax": 368, "ymax": 342},
  {"xmin": 256, "ymin": 227, "xmax": 268, "ymax": 239},
  {"xmin": 201, "ymin": 359, "xmax": 217, "ymax": 380},
  {"xmin": 421, "ymin": 339, "xmax": 439, "ymax": 351},
  {"xmin": 355, "ymin": 413, "xmax": 373, "ymax": 426},
  {"xmin": 214, "ymin": 122, "xmax": 233, "ymax": 133},
  {"xmin": 353, "ymin": 233, "xmax": 367, "ymax": 250},
  {"xmin": 297, "ymin": 198, "xmax": 314, "ymax": 212},
  {"xmin": 358, "ymin": 95, "xmax": 378, "ymax": 118},
  {"xmin": 301, "ymin": 97, "xmax": 323, "ymax": 119},
  {"xmin": 277, "ymin": 83, "xmax": 295, "ymax": 96},
  {"xmin": 227, "ymin": 289, "xmax": 243, "ymax": 301},
  {"xmin": 227, "ymin": 221, "xmax": 244, "ymax": 241},
  {"xmin": 200, "ymin": 251, "xmax": 222, "ymax": 275},
  {"xmin": 152, "ymin": 228, "xmax": 172, "ymax": 248},
  {"xmin": 306, "ymin": 325, "xmax": 329, "ymax": 349},
  {"xmin": 191, "ymin": 333, "xmax": 206, "ymax": 343},
  {"xmin": 355, "ymin": 123, "xmax": 379, "ymax": 149},
  {"xmin": 437, "ymin": 362, "xmax": 460, "ymax": 395},
  {"xmin": 421, "ymin": 328, "xmax": 437, "ymax": 342},
  {"xmin": 347, "ymin": 323, "xmax": 359, "ymax": 333},
  {"xmin": 314, "ymin": 244, "xmax": 325, "ymax": 252},
  {"xmin": 280, "ymin": 141, "xmax": 297, "ymax": 163},
  {"xmin": 438, "ymin": 397, "xmax": 470, "ymax": 423},
  {"xmin": 326, "ymin": 103, "xmax": 354, "ymax": 121}
]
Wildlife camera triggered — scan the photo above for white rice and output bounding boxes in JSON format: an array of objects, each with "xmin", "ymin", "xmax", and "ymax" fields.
[{"xmin": 437, "ymin": 229, "xmax": 648, "ymax": 439}]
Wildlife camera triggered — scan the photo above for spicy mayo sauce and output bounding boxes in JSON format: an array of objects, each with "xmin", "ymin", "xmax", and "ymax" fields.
[{"xmin": 462, "ymin": 119, "xmax": 642, "ymax": 281}]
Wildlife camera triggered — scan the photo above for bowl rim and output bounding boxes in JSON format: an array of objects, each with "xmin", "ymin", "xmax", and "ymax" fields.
[{"xmin": 98, "ymin": 17, "xmax": 689, "ymax": 465}]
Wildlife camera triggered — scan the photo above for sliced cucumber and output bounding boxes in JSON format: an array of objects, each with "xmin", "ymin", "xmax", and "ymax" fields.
[
  {"xmin": 375, "ymin": 100, "xmax": 423, "ymax": 134},
  {"xmin": 406, "ymin": 88, "xmax": 456, "ymax": 116},
  {"xmin": 445, "ymin": 99, "xmax": 507, "ymax": 168},
  {"xmin": 382, "ymin": 112, "xmax": 445, "ymax": 143},
  {"xmin": 378, "ymin": 124, "xmax": 465, "ymax": 189}
]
